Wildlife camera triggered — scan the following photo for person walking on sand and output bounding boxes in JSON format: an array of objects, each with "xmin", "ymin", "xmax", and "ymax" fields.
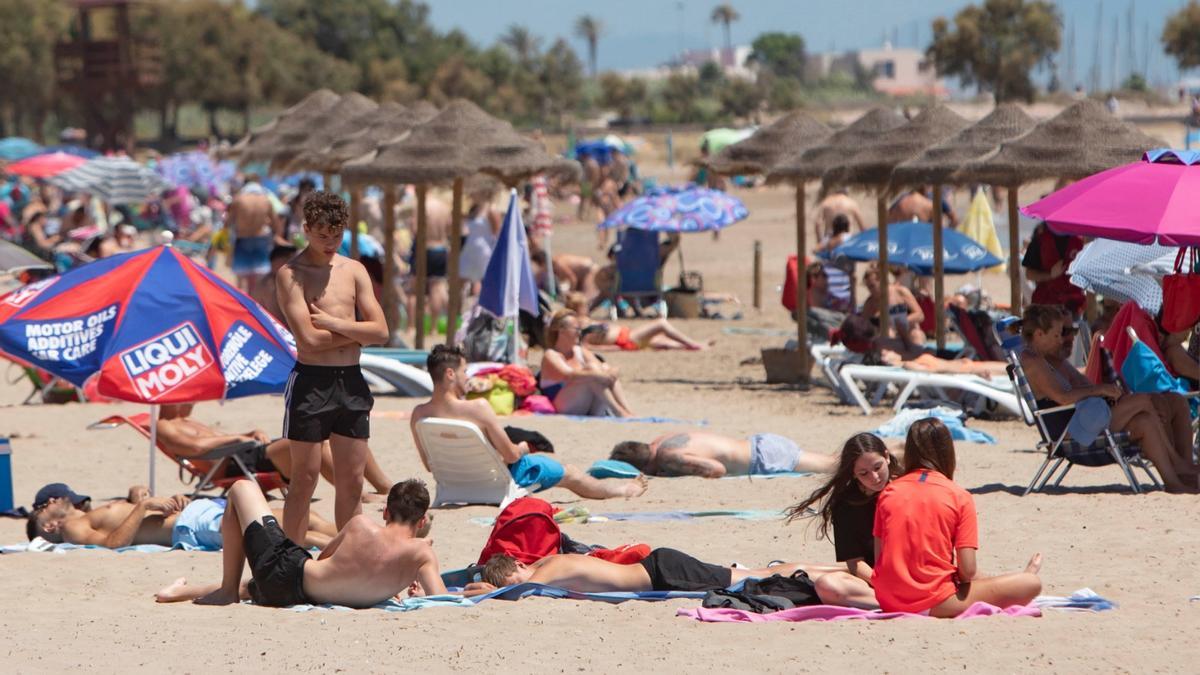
[{"xmin": 276, "ymin": 191, "xmax": 389, "ymax": 544}]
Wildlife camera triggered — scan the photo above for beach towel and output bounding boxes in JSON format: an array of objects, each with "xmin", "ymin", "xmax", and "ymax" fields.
[
  {"xmin": 587, "ymin": 459, "xmax": 812, "ymax": 480},
  {"xmin": 1033, "ymin": 588, "xmax": 1117, "ymax": 612},
  {"xmin": 1, "ymin": 539, "xmax": 173, "ymax": 554},
  {"xmin": 286, "ymin": 595, "xmax": 477, "ymax": 613},
  {"xmin": 677, "ymin": 602, "xmax": 1041, "ymax": 622},
  {"xmin": 1087, "ymin": 302, "xmax": 1167, "ymax": 383},
  {"xmin": 473, "ymin": 582, "xmax": 705, "ymax": 604},
  {"xmin": 874, "ymin": 407, "xmax": 996, "ymax": 444}
]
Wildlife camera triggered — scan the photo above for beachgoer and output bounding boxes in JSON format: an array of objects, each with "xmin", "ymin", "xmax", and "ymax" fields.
[
  {"xmin": 836, "ymin": 314, "xmax": 1007, "ymax": 376},
  {"xmin": 813, "ymin": 189, "xmax": 865, "ymax": 241},
  {"xmin": 284, "ymin": 178, "xmax": 316, "ymax": 243},
  {"xmin": 861, "ymin": 267, "xmax": 926, "ymax": 346},
  {"xmin": 1020, "ymin": 305, "xmax": 1198, "ymax": 492},
  {"xmin": 872, "ymin": 418, "xmax": 1042, "ymax": 617},
  {"xmin": 458, "ymin": 192, "xmax": 502, "ymax": 289},
  {"xmin": 276, "ymin": 191, "xmax": 390, "ymax": 543},
  {"xmin": 153, "ymin": 479, "xmax": 445, "ymax": 608},
  {"xmin": 417, "ymin": 195, "xmax": 451, "ymax": 325},
  {"xmin": 813, "ymin": 213, "xmax": 854, "ymax": 257},
  {"xmin": 783, "ymin": 433, "xmax": 900, "ymax": 608},
  {"xmin": 887, "ymin": 185, "xmax": 958, "ymax": 228},
  {"xmin": 29, "ymin": 486, "xmax": 335, "ymax": 549},
  {"xmin": 476, "ymin": 549, "xmax": 838, "ymax": 595},
  {"xmin": 250, "ymin": 245, "xmax": 296, "ymax": 323},
  {"xmin": 610, "ymin": 430, "xmax": 835, "ymax": 478},
  {"xmin": 806, "ymin": 262, "xmax": 851, "ymax": 315},
  {"xmin": 227, "ymin": 178, "xmax": 285, "ymax": 293},
  {"xmin": 564, "ymin": 292, "xmax": 708, "ymax": 351},
  {"xmin": 1022, "ymin": 222, "xmax": 1084, "ymax": 317},
  {"xmin": 539, "ymin": 310, "xmax": 636, "ymax": 417},
  {"xmin": 410, "ymin": 345, "xmax": 647, "ymax": 500}
]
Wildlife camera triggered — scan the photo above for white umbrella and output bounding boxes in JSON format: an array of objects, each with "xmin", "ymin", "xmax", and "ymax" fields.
[
  {"xmin": 1068, "ymin": 239, "xmax": 1178, "ymax": 314},
  {"xmin": 49, "ymin": 156, "xmax": 174, "ymax": 205}
]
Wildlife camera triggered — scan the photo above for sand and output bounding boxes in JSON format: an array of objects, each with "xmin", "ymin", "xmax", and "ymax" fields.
[{"xmin": 3, "ymin": 133, "xmax": 1200, "ymax": 674}]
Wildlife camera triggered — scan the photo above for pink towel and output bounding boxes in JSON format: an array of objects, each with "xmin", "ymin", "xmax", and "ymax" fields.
[{"xmin": 677, "ymin": 602, "xmax": 1041, "ymax": 623}]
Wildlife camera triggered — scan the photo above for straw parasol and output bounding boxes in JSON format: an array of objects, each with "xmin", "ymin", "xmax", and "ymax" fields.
[
  {"xmin": 342, "ymin": 99, "xmax": 579, "ymax": 349},
  {"xmin": 768, "ymin": 106, "xmax": 907, "ymax": 182},
  {"xmin": 954, "ymin": 100, "xmax": 1163, "ymax": 313},
  {"xmin": 236, "ymin": 89, "xmax": 340, "ymax": 164},
  {"xmin": 821, "ymin": 105, "xmax": 970, "ymax": 189},
  {"xmin": 266, "ymin": 92, "xmax": 378, "ymax": 174},
  {"xmin": 891, "ymin": 103, "xmax": 1036, "ymax": 187},
  {"xmin": 290, "ymin": 102, "xmax": 435, "ymax": 175},
  {"xmin": 707, "ymin": 112, "xmax": 831, "ymax": 176}
]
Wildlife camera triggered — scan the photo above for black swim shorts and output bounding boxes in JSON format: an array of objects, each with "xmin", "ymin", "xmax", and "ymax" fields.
[
  {"xmin": 426, "ymin": 246, "xmax": 448, "ymax": 278},
  {"xmin": 244, "ymin": 515, "xmax": 310, "ymax": 607},
  {"xmin": 283, "ymin": 363, "xmax": 373, "ymax": 443},
  {"xmin": 221, "ymin": 442, "xmax": 280, "ymax": 479},
  {"xmin": 638, "ymin": 547, "xmax": 733, "ymax": 592}
]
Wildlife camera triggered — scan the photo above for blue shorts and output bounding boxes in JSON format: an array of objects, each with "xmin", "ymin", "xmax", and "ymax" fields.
[
  {"xmin": 171, "ymin": 498, "xmax": 226, "ymax": 550},
  {"xmin": 232, "ymin": 235, "xmax": 272, "ymax": 276},
  {"xmin": 508, "ymin": 454, "xmax": 565, "ymax": 492},
  {"xmin": 748, "ymin": 433, "xmax": 802, "ymax": 474}
]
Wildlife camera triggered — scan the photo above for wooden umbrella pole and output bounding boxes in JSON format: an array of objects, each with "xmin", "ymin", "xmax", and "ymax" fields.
[
  {"xmin": 1008, "ymin": 186, "xmax": 1021, "ymax": 314},
  {"xmin": 932, "ymin": 182, "xmax": 945, "ymax": 350},
  {"xmin": 349, "ymin": 186, "xmax": 362, "ymax": 260},
  {"xmin": 381, "ymin": 186, "xmax": 399, "ymax": 342},
  {"xmin": 795, "ymin": 184, "xmax": 809, "ymax": 383},
  {"xmin": 876, "ymin": 194, "xmax": 889, "ymax": 339},
  {"xmin": 446, "ymin": 178, "xmax": 464, "ymax": 346},
  {"xmin": 414, "ymin": 185, "xmax": 429, "ymax": 350}
]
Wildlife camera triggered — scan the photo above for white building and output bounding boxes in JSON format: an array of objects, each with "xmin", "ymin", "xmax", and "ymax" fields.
[{"xmin": 809, "ymin": 42, "xmax": 947, "ymax": 98}]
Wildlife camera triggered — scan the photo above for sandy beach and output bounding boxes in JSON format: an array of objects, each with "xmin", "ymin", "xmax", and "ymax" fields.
[{"xmin": 3, "ymin": 148, "xmax": 1199, "ymax": 674}]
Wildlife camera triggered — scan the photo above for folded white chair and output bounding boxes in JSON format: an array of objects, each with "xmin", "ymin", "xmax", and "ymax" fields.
[{"xmin": 413, "ymin": 417, "xmax": 527, "ymax": 507}]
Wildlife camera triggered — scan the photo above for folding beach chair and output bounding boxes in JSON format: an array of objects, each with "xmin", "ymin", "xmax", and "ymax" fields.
[
  {"xmin": 413, "ymin": 417, "xmax": 528, "ymax": 508},
  {"xmin": 947, "ymin": 305, "xmax": 1004, "ymax": 361},
  {"xmin": 90, "ymin": 413, "xmax": 287, "ymax": 498},
  {"xmin": 610, "ymin": 228, "xmax": 666, "ymax": 317},
  {"xmin": 1004, "ymin": 352, "xmax": 1160, "ymax": 495},
  {"xmin": 11, "ymin": 365, "xmax": 85, "ymax": 405}
]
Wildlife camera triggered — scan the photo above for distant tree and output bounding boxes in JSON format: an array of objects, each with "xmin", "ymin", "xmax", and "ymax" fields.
[
  {"xmin": 1121, "ymin": 73, "xmax": 1148, "ymax": 92},
  {"xmin": 501, "ymin": 24, "xmax": 541, "ymax": 65},
  {"xmin": 0, "ymin": 0, "xmax": 70, "ymax": 138},
  {"xmin": 698, "ymin": 61, "xmax": 725, "ymax": 94},
  {"xmin": 710, "ymin": 4, "xmax": 740, "ymax": 55},
  {"xmin": 718, "ymin": 78, "xmax": 762, "ymax": 119},
  {"xmin": 574, "ymin": 15, "xmax": 603, "ymax": 78},
  {"xmin": 747, "ymin": 32, "xmax": 806, "ymax": 80},
  {"xmin": 599, "ymin": 73, "xmax": 648, "ymax": 118},
  {"xmin": 1163, "ymin": 1, "xmax": 1200, "ymax": 69},
  {"xmin": 926, "ymin": 0, "xmax": 1061, "ymax": 103},
  {"xmin": 540, "ymin": 38, "xmax": 585, "ymax": 118}
]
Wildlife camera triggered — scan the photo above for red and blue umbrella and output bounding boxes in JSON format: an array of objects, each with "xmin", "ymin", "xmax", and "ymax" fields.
[
  {"xmin": 598, "ymin": 185, "xmax": 749, "ymax": 232},
  {"xmin": 4, "ymin": 152, "xmax": 87, "ymax": 178}
]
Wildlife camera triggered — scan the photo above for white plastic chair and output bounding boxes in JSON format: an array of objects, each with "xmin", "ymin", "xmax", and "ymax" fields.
[
  {"xmin": 836, "ymin": 363, "xmax": 1021, "ymax": 416},
  {"xmin": 413, "ymin": 417, "xmax": 528, "ymax": 507}
]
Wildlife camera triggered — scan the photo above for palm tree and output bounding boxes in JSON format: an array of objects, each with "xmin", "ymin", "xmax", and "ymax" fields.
[
  {"xmin": 574, "ymin": 15, "xmax": 604, "ymax": 78},
  {"xmin": 501, "ymin": 24, "xmax": 541, "ymax": 65},
  {"xmin": 710, "ymin": 4, "xmax": 740, "ymax": 57}
]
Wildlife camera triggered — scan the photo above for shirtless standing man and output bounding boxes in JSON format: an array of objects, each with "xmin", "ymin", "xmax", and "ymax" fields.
[
  {"xmin": 888, "ymin": 185, "xmax": 959, "ymax": 228},
  {"xmin": 813, "ymin": 188, "xmax": 865, "ymax": 242},
  {"xmin": 276, "ymin": 192, "xmax": 389, "ymax": 543},
  {"xmin": 227, "ymin": 178, "xmax": 285, "ymax": 293},
  {"xmin": 610, "ymin": 431, "xmax": 835, "ymax": 478},
  {"xmin": 411, "ymin": 345, "xmax": 647, "ymax": 500},
  {"xmin": 420, "ymin": 196, "xmax": 451, "ymax": 327},
  {"xmin": 156, "ymin": 479, "xmax": 446, "ymax": 608}
]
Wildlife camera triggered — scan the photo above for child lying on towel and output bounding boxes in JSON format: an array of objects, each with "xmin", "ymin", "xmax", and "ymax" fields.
[{"xmin": 610, "ymin": 431, "xmax": 836, "ymax": 478}]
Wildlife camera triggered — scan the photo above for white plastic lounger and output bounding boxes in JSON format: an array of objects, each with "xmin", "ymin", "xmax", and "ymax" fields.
[
  {"xmin": 359, "ymin": 353, "xmax": 434, "ymax": 397},
  {"xmin": 413, "ymin": 417, "xmax": 527, "ymax": 507},
  {"xmin": 836, "ymin": 363, "xmax": 1020, "ymax": 416}
]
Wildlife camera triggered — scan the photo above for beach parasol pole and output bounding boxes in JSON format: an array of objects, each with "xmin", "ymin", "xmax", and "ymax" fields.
[
  {"xmin": 446, "ymin": 178, "xmax": 464, "ymax": 345},
  {"xmin": 414, "ymin": 185, "xmax": 429, "ymax": 350},
  {"xmin": 382, "ymin": 186, "xmax": 399, "ymax": 341},
  {"xmin": 147, "ymin": 404, "xmax": 159, "ymax": 495},
  {"xmin": 1008, "ymin": 186, "xmax": 1021, "ymax": 313},
  {"xmin": 876, "ymin": 195, "xmax": 890, "ymax": 339},
  {"xmin": 349, "ymin": 187, "xmax": 362, "ymax": 259},
  {"xmin": 795, "ymin": 184, "xmax": 809, "ymax": 383},
  {"xmin": 932, "ymin": 182, "xmax": 945, "ymax": 350}
]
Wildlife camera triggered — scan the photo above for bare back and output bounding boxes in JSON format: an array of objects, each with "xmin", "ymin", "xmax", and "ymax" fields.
[
  {"xmin": 424, "ymin": 197, "xmax": 450, "ymax": 248},
  {"xmin": 302, "ymin": 517, "xmax": 438, "ymax": 608},
  {"xmin": 529, "ymin": 554, "xmax": 651, "ymax": 593},
  {"xmin": 278, "ymin": 254, "xmax": 363, "ymax": 366},
  {"xmin": 888, "ymin": 192, "xmax": 933, "ymax": 223},
  {"xmin": 227, "ymin": 193, "xmax": 274, "ymax": 240},
  {"xmin": 817, "ymin": 194, "xmax": 863, "ymax": 236},
  {"xmin": 650, "ymin": 431, "xmax": 750, "ymax": 476}
]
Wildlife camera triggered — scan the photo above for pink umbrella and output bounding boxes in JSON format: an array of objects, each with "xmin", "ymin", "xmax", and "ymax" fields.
[
  {"xmin": 5, "ymin": 151, "xmax": 87, "ymax": 178},
  {"xmin": 1022, "ymin": 148, "xmax": 1200, "ymax": 246}
]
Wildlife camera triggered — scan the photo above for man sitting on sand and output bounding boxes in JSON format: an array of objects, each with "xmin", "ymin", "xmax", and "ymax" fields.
[
  {"xmin": 475, "ymin": 549, "xmax": 841, "ymax": 594},
  {"xmin": 610, "ymin": 431, "xmax": 835, "ymax": 478},
  {"xmin": 411, "ymin": 345, "xmax": 648, "ymax": 500},
  {"xmin": 154, "ymin": 479, "xmax": 445, "ymax": 608},
  {"xmin": 28, "ymin": 485, "xmax": 336, "ymax": 549},
  {"xmin": 156, "ymin": 403, "xmax": 393, "ymax": 501}
]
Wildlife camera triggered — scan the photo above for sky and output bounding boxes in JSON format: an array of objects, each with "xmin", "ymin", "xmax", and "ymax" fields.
[{"xmin": 425, "ymin": 0, "xmax": 1195, "ymax": 89}]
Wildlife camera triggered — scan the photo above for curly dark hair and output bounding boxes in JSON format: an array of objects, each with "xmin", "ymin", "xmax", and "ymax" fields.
[{"xmin": 302, "ymin": 190, "xmax": 348, "ymax": 232}]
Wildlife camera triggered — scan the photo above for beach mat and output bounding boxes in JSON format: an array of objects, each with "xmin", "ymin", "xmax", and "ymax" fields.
[
  {"xmin": 286, "ymin": 583, "xmax": 703, "ymax": 612},
  {"xmin": 1, "ymin": 541, "xmax": 173, "ymax": 554},
  {"xmin": 287, "ymin": 595, "xmax": 476, "ymax": 613}
]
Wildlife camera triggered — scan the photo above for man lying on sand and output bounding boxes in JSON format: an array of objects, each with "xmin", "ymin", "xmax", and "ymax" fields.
[
  {"xmin": 474, "ymin": 548, "xmax": 842, "ymax": 594},
  {"xmin": 156, "ymin": 403, "xmax": 393, "ymax": 501},
  {"xmin": 28, "ymin": 485, "xmax": 335, "ymax": 549},
  {"xmin": 610, "ymin": 431, "xmax": 836, "ymax": 478},
  {"xmin": 154, "ymin": 479, "xmax": 445, "ymax": 608},
  {"xmin": 411, "ymin": 345, "xmax": 648, "ymax": 500}
]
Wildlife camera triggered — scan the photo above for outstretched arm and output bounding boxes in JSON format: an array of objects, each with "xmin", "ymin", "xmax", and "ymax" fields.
[
  {"xmin": 309, "ymin": 262, "xmax": 388, "ymax": 346},
  {"xmin": 409, "ymin": 413, "xmax": 433, "ymax": 472},
  {"xmin": 276, "ymin": 265, "xmax": 356, "ymax": 353}
]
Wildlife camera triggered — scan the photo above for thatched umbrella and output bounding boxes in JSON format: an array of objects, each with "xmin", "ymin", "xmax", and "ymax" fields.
[
  {"xmin": 955, "ymin": 100, "xmax": 1162, "ymax": 313},
  {"xmin": 236, "ymin": 89, "xmax": 341, "ymax": 165},
  {"xmin": 342, "ymin": 99, "xmax": 577, "ymax": 349},
  {"xmin": 767, "ymin": 107, "xmax": 906, "ymax": 382},
  {"xmin": 821, "ymin": 105, "xmax": 970, "ymax": 348},
  {"xmin": 707, "ymin": 112, "xmax": 831, "ymax": 176},
  {"xmin": 265, "ymin": 92, "xmax": 378, "ymax": 177},
  {"xmin": 892, "ymin": 104, "xmax": 1037, "ymax": 342}
]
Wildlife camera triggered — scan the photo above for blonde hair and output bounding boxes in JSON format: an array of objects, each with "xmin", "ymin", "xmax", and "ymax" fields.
[
  {"xmin": 564, "ymin": 292, "xmax": 588, "ymax": 315},
  {"xmin": 545, "ymin": 308, "xmax": 577, "ymax": 347}
]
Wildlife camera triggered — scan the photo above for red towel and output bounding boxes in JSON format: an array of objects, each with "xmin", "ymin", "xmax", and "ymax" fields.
[{"xmin": 1086, "ymin": 301, "xmax": 1168, "ymax": 383}]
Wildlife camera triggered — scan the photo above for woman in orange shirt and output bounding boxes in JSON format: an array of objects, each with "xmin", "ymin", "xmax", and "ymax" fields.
[{"xmin": 872, "ymin": 419, "xmax": 1042, "ymax": 617}]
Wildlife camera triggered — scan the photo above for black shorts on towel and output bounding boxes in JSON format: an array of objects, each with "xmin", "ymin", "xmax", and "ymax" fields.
[
  {"xmin": 283, "ymin": 363, "xmax": 373, "ymax": 442},
  {"xmin": 638, "ymin": 547, "xmax": 733, "ymax": 592},
  {"xmin": 244, "ymin": 515, "xmax": 310, "ymax": 607}
]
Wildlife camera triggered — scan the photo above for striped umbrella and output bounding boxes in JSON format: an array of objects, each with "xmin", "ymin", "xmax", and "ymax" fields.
[
  {"xmin": 1067, "ymin": 238, "xmax": 1177, "ymax": 314},
  {"xmin": 48, "ymin": 156, "xmax": 174, "ymax": 205}
]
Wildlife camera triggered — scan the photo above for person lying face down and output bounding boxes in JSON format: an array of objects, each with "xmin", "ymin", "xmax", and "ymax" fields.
[
  {"xmin": 610, "ymin": 431, "xmax": 835, "ymax": 478},
  {"xmin": 475, "ymin": 548, "xmax": 841, "ymax": 595},
  {"xmin": 29, "ymin": 484, "xmax": 336, "ymax": 550},
  {"xmin": 154, "ymin": 479, "xmax": 445, "ymax": 608}
]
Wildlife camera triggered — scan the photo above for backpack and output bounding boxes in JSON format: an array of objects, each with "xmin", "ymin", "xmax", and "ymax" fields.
[{"xmin": 476, "ymin": 497, "xmax": 562, "ymax": 565}]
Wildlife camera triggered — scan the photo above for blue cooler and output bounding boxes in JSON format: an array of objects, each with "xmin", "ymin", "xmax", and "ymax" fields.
[{"xmin": 0, "ymin": 438, "xmax": 12, "ymax": 512}]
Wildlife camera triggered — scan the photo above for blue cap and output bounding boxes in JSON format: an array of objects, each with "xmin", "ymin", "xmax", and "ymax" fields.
[{"xmin": 32, "ymin": 483, "xmax": 90, "ymax": 510}]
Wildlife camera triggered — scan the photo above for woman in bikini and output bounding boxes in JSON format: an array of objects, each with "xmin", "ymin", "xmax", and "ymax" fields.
[
  {"xmin": 861, "ymin": 267, "xmax": 926, "ymax": 346},
  {"xmin": 837, "ymin": 314, "xmax": 1007, "ymax": 377},
  {"xmin": 563, "ymin": 293, "xmax": 709, "ymax": 351},
  {"xmin": 538, "ymin": 309, "xmax": 636, "ymax": 417}
]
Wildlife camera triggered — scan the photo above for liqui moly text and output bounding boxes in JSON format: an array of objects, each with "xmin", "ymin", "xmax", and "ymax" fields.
[{"xmin": 119, "ymin": 323, "xmax": 213, "ymax": 400}]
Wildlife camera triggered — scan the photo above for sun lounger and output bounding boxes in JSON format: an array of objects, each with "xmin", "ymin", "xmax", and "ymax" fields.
[
  {"xmin": 835, "ymin": 363, "xmax": 1020, "ymax": 416},
  {"xmin": 412, "ymin": 417, "xmax": 527, "ymax": 507},
  {"xmin": 361, "ymin": 347, "xmax": 430, "ymax": 366},
  {"xmin": 359, "ymin": 353, "xmax": 433, "ymax": 397}
]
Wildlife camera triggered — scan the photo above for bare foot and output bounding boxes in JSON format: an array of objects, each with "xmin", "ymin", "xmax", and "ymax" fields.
[
  {"xmin": 194, "ymin": 588, "xmax": 240, "ymax": 606},
  {"xmin": 1025, "ymin": 553, "xmax": 1043, "ymax": 575},
  {"xmin": 623, "ymin": 475, "xmax": 649, "ymax": 498},
  {"xmin": 155, "ymin": 577, "xmax": 190, "ymax": 603}
]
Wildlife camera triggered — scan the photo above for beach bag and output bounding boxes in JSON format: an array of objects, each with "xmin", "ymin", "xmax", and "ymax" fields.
[
  {"xmin": 1161, "ymin": 248, "xmax": 1200, "ymax": 333},
  {"xmin": 476, "ymin": 497, "xmax": 562, "ymax": 565},
  {"xmin": 463, "ymin": 312, "xmax": 509, "ymax": 362},
  {"xmin": 504, "ymin": 426, "xmax": 555, "ymax": 453},
  {"xmin": 468, "ymin": 379, "xmax": 515, "ymax": 416}
]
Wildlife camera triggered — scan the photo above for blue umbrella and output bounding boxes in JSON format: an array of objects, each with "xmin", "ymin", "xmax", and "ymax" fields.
[
  {"xmin": 598, "ymin": 185, "xmax": 748, "ymax": 233},
  {"xmin": 0, "ymin": 137, "xmax": 43, "ymax": 161},
  {"xmin": 827, "ymin": 221, "xmax": 1003, "ymax": 275},
  {"xmin": 38, "ymin": 144, "xmax": 100, "ymax": 159},
  {"xmin": 478, "ymin": 189, "xmax": 540, "ymax": 326}
]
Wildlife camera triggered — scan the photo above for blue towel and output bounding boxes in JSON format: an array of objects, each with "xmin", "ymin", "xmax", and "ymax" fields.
[
  {"xmin": 1033, "ymin": 588, "xmax": 1117, "ymax": 612},
  {"xmin": 588, "ymin": 459, "xmax": 811, "ymax": 480},
  {"xmin": 874, "ymin": 407, "xmax": 996, "ymax": 445},
  {"xmin": 287, "ymin": 594, "xmax": 477, "ymax": 612}
]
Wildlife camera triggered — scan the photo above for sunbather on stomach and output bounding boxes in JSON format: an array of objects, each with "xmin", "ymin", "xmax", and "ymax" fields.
[
  {"xmin": 610, "ymin": 430, "xmax": 835, "ymax": 478},
  {"xmin": 836, "ymin": 314, "xmax": 1007, "ymax": 376}
]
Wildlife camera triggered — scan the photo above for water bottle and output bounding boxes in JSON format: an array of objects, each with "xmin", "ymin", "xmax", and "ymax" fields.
[{"xmin": 0, "ymin": 438, "xmax": 12, "ymax": 512}]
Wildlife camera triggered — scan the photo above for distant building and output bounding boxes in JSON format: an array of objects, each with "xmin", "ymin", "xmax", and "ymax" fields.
[
  {"xmin": 808, "ymin": 42, "xmax": 947, "ymax": 98},
  {"xmin": 618, "ymin": 45, "xmax": 755, "ymax": 81}
]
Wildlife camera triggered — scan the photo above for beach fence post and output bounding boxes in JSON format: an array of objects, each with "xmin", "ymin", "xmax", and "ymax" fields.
[
  {"xmin": 1007, "ymin": 186, "xmax": 1022, "ymax": 313},
  {"xmin": 876, "ymin": 195, "xmax": 890, "ymax": 339},
  {"xmin": 446, "ymin": 177, "xmax": 465, "ymax": 345},
  {"xmin": 414, "ymin": 184, "xmax": 429, "ymax": 350},
  {"xmin": 753, "ymin": 240, "xmax": 762, "ymax": 310},
  {"xmin": 147, "ymin": 404, "xmax": 159, "ymax": 496},
  {"xmin": 0, "ymin": 437, "xmax": 13, "ymax": 512}
]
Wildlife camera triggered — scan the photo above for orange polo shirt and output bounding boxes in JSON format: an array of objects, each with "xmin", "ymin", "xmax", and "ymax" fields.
[{"xmin": 871, "ymin": 469, "xmax": 978, "ymax": 613}]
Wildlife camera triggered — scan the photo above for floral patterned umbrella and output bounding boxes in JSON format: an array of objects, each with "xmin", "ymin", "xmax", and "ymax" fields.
[{"xmin": 597, "ymin": 185, "xmax": 749, "ymax": 232}]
